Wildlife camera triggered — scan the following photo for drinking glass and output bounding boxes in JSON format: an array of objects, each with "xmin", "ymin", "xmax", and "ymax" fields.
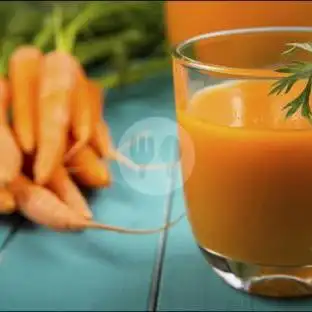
[{"xmin": 172, "ymin": 27, "xmax": 312, "ymax": 298}]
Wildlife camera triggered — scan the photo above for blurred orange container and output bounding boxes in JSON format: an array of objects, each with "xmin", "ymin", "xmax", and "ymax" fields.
[{"xmin": 165, "ymin": 1, "xmax": 312, "ymax": 46}]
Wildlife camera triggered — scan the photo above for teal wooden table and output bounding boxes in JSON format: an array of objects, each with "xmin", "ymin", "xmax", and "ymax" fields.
[{"xmin": 1, "ymin": 72, "xmax": 312, "ymax": 311}]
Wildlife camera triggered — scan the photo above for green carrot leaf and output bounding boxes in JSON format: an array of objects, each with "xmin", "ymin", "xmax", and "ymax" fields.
[{"xmin": 270, "ymin": 43, "xmax": 312, "ymax": 122}]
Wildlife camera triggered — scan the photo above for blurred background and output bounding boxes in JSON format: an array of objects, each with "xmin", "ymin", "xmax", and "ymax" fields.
[
  {"xmin": 3, "ymin": 1, "xmax": 312, "ymax": 90},
  {"xmin": 0, "ymin": 1, "xmax": 168, "ymax": 89}
]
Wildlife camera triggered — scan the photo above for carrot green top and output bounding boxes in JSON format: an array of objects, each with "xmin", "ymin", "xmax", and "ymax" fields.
[
  {"xmin": 52, "ymin": 3, "xmax": 108, "ymax": 54},
  {"xmin": 270, "ymin": 43, "xmax": 312, "ymax": 123}
]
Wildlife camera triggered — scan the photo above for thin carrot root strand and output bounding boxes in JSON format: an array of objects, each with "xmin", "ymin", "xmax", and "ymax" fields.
[
  {"xmin": 110, "ymin": 132, "xmax": 180, "ymax": 171},
  {"xmin": 108, "ymin": 148, "xmax": 140, "ymax": 171},
  {"xmin": 68, "ymin": 148, "xmax": 177, "ymax": 173},
  {"xmin": 109, "ymin": 147, "xmax": 178, "ymax": 171},
  {"xmin": 84, "ymin": 212, "xmax": 186, "ymax": 234}
]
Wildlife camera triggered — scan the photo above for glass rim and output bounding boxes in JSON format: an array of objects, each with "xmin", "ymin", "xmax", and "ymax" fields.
[{"xmin": 172, "ymin": 26, "xmax": 312, "ymax": 79}]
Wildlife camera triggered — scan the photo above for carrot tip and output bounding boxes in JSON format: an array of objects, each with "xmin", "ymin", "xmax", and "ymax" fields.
[
  {"xmin": 82, "ymin": 209, "xmax": 93, "ymax": 220},
  {"xmin": 22, "ymin": 145, "xmax": 35, "ymax": 155}
]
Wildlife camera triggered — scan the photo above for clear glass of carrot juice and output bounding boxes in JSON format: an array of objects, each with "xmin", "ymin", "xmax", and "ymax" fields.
[{"xmin": 173, "ymin": 27, "xmax": 312, "ymax": 298}]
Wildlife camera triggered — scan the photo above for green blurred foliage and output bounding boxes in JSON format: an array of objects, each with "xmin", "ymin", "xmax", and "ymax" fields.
[{"xmin": 0, "ymin": 1, "xmax": 170, "ymax": 88}]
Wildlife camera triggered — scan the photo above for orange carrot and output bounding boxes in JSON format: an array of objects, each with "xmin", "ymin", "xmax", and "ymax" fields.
[
  {"xmin": 34, "ymin": 50, "xmax": 79, "ymax": 185},
  {"xmin": 88, "ymin": 82, "xmax": 139, "ymax": 170},
  {"xmin": 47, "ymin": 166, "xmax": 92, "ymax": 219},
  {"xmin": 10, "ymin": 174, "xmax": 184, "ymax": 233},
  {"xmin": 88, "ymin": 79, "xmax": 104, "ymax": 126},
  {"xmin": 65, "ymin": 69, "xmax": 93, "ymax": 160},
  {"xmin": 9, "ymin": 46, "xmax": 42, "ymax": 154},
  {"xmin": 90, "ymin": 120, "xmax": 138, "ymax": 169},
  {"xmin": 0, "ymin": 187, "xmax": 16, "ymax": 214},
  {"xmin": 0, "ymin": 125, "xmax": 22, "ymax": 184},
  {"xmin": 0, "ymin": 78, "xmax": 10, "ymax": 124},
  {"xmin": 88, "ymin": 80, "xmax": 108, "ymax": 155},
  {"xmin": 67, "ymin": 144, "xmax": 111, "ymax": 188},
  {"xmin": 90, "ymin": 119, "xmax": 110, "ymax": 158},
  {"xmin": 0, "ymin": 77, "xmax": 22, "ymax": 184}
]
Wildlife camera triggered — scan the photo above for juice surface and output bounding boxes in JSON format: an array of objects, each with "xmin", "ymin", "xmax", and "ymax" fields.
[{"xmin": 178, "ymin": 80, "xmax": 312, "ymax": 266}]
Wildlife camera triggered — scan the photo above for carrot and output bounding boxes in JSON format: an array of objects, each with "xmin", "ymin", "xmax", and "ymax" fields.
[
  {"xmin": 9, "ymin": 174, "xmax": 184, "ymax": 233},
  {"xmin": 34, "ymin": 50, "xmax": 79, "ymax": 185},
  {"xmin": 0, "ymin": 187, "xmax": 16, "ymax": 214},
  {"xmin": 9, "ymin": 46, "xmax": 42, "ymax": 154},
  {"xmin": 92, "ymin": 120, "xmax": 139, "ymax": 170},
  {"xmin": 0, "ymin": 57, "xmax": 22, "ymax": 185},
  {"xmin": 88, "ymin": 79, "xmax": 104, "ymax": 127},
  {"xmin": 88, "ymin": 80, "xmax": 108, "ymax": 156},
  {"xmin": 0, "ymin": 78, "xmax": 10, "ymax": 124},
  {"xmin": 0, "ymin": 125, "xmax": 22, "ymax": 184},
  {"xmin": 0, "ymin": 77, "xmax": 22, "ymax": 186},
  {"xmin": 88, "ymin": 81, "xmax": 139, "ymax": 170},
  {"xmin": 88, "ymin": 82, "xmax": 169, "ymax": 172},
  {"xmin": 67, "ymin": 144, "xmax": 111, "ymax": 188},
  {"xmin": 65, "ymin": 68, "xmax": 93, "ymax": 161},
  {"xmin": 47, "ymin": 166, "xmax": 92, "ymax": 219},
  {"xmin": 90, "ymin": 119, "xmax": 110, "ymax": 158},
  {"xmin": 88, "ymin": 80, "xmax": 110, "ymax": 156}
]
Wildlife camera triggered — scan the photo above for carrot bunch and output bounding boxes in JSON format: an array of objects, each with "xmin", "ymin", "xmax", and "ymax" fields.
[{"xmin": 0, "ymin": 7, "xmax": 183, "ymax": 234}]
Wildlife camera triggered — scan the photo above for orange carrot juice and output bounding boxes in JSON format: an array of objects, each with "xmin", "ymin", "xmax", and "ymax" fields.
[{"xmin": 177, "ymin": 79, "xmax": 312, "ymax": 267}]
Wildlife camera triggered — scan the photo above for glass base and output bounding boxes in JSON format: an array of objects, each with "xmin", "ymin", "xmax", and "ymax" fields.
[{"xmin": 199, "ymin": 246, "xmax": 312, "ymax": 298}]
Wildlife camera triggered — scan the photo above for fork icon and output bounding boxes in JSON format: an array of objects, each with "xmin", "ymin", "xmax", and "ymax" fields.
[
  {"xmin": 158, "ymin": 135, "xmax": 180, "ymax": 177},
  {"xmin": 129, "ymin": 132, "xmax": 155, "ymax": 178},
  {"xmin": 117, "ymin": 117, "xmax": 194, "ymax": 196},
  {"xmin": 128, "ymin": 131, "xmax": 181, "ymax": 180}
]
